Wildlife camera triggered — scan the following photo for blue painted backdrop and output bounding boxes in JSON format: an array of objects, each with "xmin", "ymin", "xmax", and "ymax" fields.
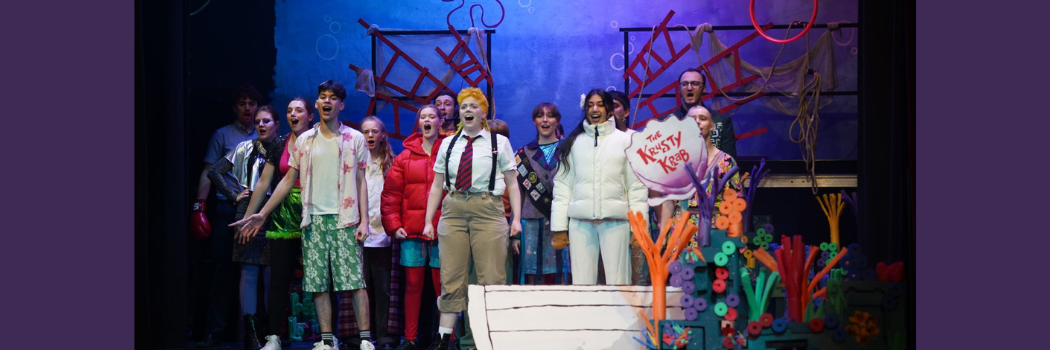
[{"xmin": 270, "ymin": 0, "xmax": 858, "ymax": 160}]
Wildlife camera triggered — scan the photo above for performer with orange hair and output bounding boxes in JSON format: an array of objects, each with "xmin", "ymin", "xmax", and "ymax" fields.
[{"xmin": 420, "ymin": 87, "xmax": 522, "ymax": 350}]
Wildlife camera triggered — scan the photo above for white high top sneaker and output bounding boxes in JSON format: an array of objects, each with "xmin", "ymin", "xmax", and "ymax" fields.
[{"xmin": 260, "ymin": 335, "xmax": 281, "ymax": 350}]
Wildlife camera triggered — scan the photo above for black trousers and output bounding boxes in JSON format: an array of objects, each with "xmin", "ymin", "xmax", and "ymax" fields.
[
  {"xmin": 363, "ymin": 246, "xmax": 392, "ymax": 339},
  {"xmin": 203, "ymin": 201, "xmax": 236, "ymax": 336},
  {"xmin": 267, "ymin": 238, "xmax": 302, "ymax": 336}
]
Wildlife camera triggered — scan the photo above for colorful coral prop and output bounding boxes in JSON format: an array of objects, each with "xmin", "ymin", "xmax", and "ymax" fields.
[
  {"xmin": 630, "ymin": 211, "xmax": 698, "ymax": 322},
  {"xmin": 739, "ymin": 267, "xmax": 781, "ymax": 322},
  {"xmin": 740, "ymin": 159, "xmax": 771, "ymax": 234},
  {"xmin": 773, "ymin": 235, "xmax": 848, "ymax": 322},
  {"xmin": 845, "ymin": 310, "xmax": 880, "ymax": 345},
  {"xmin": 816, "ymin": 193, "xmax": 845, "ymax": 246}
]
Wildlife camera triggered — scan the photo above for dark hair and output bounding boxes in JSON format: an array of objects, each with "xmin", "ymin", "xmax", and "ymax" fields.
[
  {"xmin": 254, "ymin": 106, "xmax": 278, "ymax": 140},
  {"xmin": 318, "ymin": 80, "xmax": 347, "ymax": 100},
  {"xmin": 434, "ymin": 90, "xmax": 459, "ymax": 120},
  {"xmin": 531, "ymin": 102, "xmax": 562, "ymax": 121},
  {"xmin": 532, "ymin": 102, "xmax": 562, "ymax": 138},
  {"xmin": 554, "ymin": 89, "xmax": 613, "ymax": 172},
  {"xmin": 489, "ymin": 119, "xmax": 510, "ymax": 138},
  {"xmin": 435, "ymin": 90, "xmax": 457, "ymax": 104},
  {"xmin": 289, "ymin": 97, "xmax": 316, "ymax": 117},
  {"xmin": 677, "ymin": 68, "xmax": 706, "ymax": 85},
  {"xmin": 608, "ymin": 90, "xmax": 630, "ymax": 112},
  {"xmin": 255, "ymin": 105, "xmax": 277, "ymax": 121},
  {"xmin": 231, "ymin": 84, "xmax": 263, "ymax": 106}
]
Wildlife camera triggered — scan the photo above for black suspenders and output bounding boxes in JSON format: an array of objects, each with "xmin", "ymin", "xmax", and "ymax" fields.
[
  {"xmin": 443, "ymin": 132, "xmax": 461, "ymax": 190},
  {"xmin": 443, "ymin": 131, "xmax": 499, "ymax": 193}
]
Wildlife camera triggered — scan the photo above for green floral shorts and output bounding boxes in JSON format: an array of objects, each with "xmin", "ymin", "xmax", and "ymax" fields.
[{"xmin": 301, "ymin": 215, "xmax": 366, "ymax": 292}]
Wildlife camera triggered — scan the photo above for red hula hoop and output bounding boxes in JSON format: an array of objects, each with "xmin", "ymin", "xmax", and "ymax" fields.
[{"xmin": 750, "ymin": 0, "xmax": 818, "ymax": 44}]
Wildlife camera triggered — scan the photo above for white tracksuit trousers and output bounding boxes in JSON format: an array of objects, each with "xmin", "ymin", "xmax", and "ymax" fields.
[{"xmin": 568, "ymin": 218, "xmax": 631, "ymax": 285}]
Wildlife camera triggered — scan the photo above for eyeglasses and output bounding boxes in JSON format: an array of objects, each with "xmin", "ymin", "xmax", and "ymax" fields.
[{"xmin": 680, "ymin": 81, "xmax": 704, "ymax": 88}]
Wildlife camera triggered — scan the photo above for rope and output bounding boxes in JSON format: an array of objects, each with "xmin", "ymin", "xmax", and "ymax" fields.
[
  {"xmin": 682, "ymin": 22, "xmax": 796, "ymax": 104},
  {"xmin": 628, "ymin": 24, "xmax": 660, "ymax": 128},
  {"xmin": 469, "ymin": 28, "xmax": 497, "ymax": 119},
  {"xmin": 828, "ymin": 21, "xmax": 856, "ymax": 46},
  {"xmin": 684, "ymin": 21, "xmax": 824, "ymax": 193},
  {"xmin": 787, "ymin": 32, "xmax": 822, "ymax": 194}
]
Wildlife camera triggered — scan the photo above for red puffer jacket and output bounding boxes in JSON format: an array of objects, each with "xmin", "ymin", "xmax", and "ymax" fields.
[{"xmin": 382, "ymin": 132, "xmax": 444, "ymax": 240}]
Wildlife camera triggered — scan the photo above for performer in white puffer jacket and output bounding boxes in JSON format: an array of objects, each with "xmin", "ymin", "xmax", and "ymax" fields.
[{"xmin": 550, "ymin": 89, "xmax": 649, "ymax": 285}]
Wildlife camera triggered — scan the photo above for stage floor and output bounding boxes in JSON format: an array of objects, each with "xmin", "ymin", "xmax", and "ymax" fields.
[
  {"xmin": 172, "ymin": 342, "xmax": 395, "ymax": 350},
  {"xmin": 170, "ymin": 338, "xmax": 407, "ymax": 348},
  {"xmin": 175, "ymin": 343, "xmax": 316, "ymax": 350}
]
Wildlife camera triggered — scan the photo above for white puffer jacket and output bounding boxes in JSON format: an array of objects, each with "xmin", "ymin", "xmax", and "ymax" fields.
[{"xmin": 551, "ymin": 118, "xmax": 649, "ymax": 232}]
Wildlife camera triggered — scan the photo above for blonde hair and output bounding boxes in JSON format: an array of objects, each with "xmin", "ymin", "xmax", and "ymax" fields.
[
  {"xmin": 456, "ymin": 87, "xmax": 490, "ymax": 133},
  {"xmin": 417, "ymin": 104, "xmax": 440, "ymax": 118},
  {"xmin": 359, "ymin": 116, "xmax": 396, "ymax": 175}
]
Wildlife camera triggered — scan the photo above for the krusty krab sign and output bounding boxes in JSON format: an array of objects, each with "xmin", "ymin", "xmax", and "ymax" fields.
[{"xmin": 626, "ymin": 115, "xmax": 708, "ymax": 206}]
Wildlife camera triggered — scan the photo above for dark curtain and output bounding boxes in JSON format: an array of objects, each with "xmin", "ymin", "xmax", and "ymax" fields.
[
  {"xmin": 858, "ymin": 0, "xmax": 915, "ymax": 348},
  {"xmin": 137, "ymin": 0, "xmax": 276, "ymax": 348}
]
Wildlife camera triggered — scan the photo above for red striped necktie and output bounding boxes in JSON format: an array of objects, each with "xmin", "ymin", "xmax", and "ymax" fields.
[{"xmin": 455, "ymin": 135, "xmax": 478, "ymax": 191}]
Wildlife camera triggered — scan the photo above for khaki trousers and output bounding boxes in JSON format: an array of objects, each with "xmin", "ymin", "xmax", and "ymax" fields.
[{"xmin": 437, "ymin": 191, "xmax": 509, "ymax": 313}]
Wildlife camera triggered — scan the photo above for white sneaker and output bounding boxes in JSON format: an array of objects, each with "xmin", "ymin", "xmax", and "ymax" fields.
[
  {"xmin": 360, "ymin": 339, "xmax": 376, "ymax": 350},
  {"xmin": 260, "ymin": 335, "xmax": 281, "ymax": 350},
  {"xmin": 311, "ymin": 341, "xmax": 333, "ymax": 350}
]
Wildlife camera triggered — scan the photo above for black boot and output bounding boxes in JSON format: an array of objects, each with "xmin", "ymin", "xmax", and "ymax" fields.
[
  {"xmin": 393, "ymin": 339, "xmax": 416, "ymax": 350},
  {"xmin": 244, "ymin": 314, "xmax": 263, "ymax": 350},
  {"xmin": 422, "ymin": 334, "xmax": 449, "ymax": 350},
  {"xmin": 196, "ymin": 333, "xmax": 221, "ymax": 348},
  {"xmin": 256, "ymin": 312, "xmax": 271, "ymax": 342}
]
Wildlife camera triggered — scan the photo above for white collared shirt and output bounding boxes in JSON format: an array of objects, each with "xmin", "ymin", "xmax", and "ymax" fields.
[
  {"xmin": 364, "ymin": 156, "xmax": 390, "ymax": 247},
  {"xmin": 433, "ymin": 129, "xmax": 516, "ymax": 196}
]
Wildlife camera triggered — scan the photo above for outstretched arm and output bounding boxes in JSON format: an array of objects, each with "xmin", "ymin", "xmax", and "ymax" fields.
[
  {"xmin": 231, "ymin": 168, "xmax": 298, "ymax": 237},
  {"xmin": 244, "ymin": 163, "xmax": 277, "ymax": 217},
  {"xmin": 235, "ymin": 162, "xmax": 278, "ymax": 243}
]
